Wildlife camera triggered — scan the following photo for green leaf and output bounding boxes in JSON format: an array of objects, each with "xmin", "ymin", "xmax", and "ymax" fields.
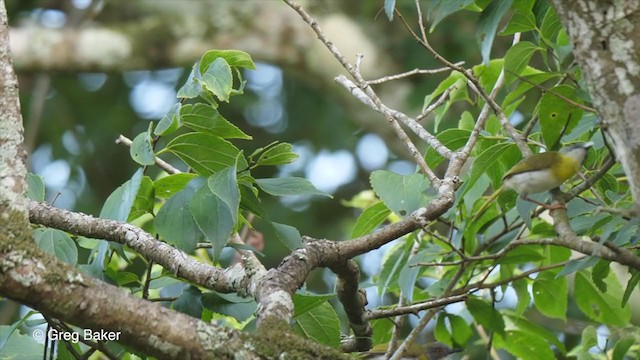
[
  {"xmin": 239, "ymin": 183, "xmax": 267, "ymax": 219},
  {"xmin": 189, "ymin": 185, "xmax": 234, "ymax": 260},
  {"xmin": 575, "ymin": 269, "xmax": 631, "ymax": 326},
  {"xmin": 448, "ymin": 314, "xmax": 473, "ymax": 346},
  {"xmin": 272, "ymin": 222, "xmax": 303, "ymax": 250},
  {"xmin": 556, "ymin": 256, "xmax": 599, "ymax": 277},
  {"xmin": 177, "ymin": 63, "xmax": 203, "ymax": 99},
  {"xmin": 581, "ymin": 325, "xmax": 598, "ymax": 350},
  {"xmin": 424, "ymin": 129, "xmax": 471, "ymax": 169},
  {"xmin": 181, "ymin": 103, "xmax": 251, "ymax": 139},
  {"xmin": 293, "ymin": 293, "xmax": 335, "ymax": 318},
  {"xmin": 467, "ymin": 297, "xmax": 505, "ymax": 334},
  {"xmin": 208, "ymin": 165, "xmax": 240, "ymax": 224},
  {"xmin": 0, "ymin": 311, "xmax": 38, "ymax": 350},
  {"xmin": 293, "ymin": 301, "xmax": 341, "ymax": 348},
  {"xmin": 370, "ymin": 170, "xmax": 432, "ymax": 217},
  {"xmin": 497, "ymin": 245, "xmax": 545, "ymax": 265},
  {"xmin": 399, "ymin": 247, "xmax": 436, "ymax": 302},
  {"xmin": 435, "ymin": 313, "xmax": 453, "ymax": 347},
  {"xmin": 33, "ymin": 228, "xmax": 78, "ymax": 265},
  {"xmin": 202, "ymin": 291, "xmax": 257, "ymax": 322},
  {"xmin": 255, "ymin": 142, "xmax": 298, "ymax": 166},
  {"xmin": 255, "ymin": 177, "xmax": 331, "ymax": 198},
  {"xmin": 495, "ymin": 330, "xmax": 555, "ymax": 360},
  {"xmin": 173, "ymin": 285, "xmax": 203, "ymax": 318},
  {"xmin": 100, "ymin": 168, "xmax": 143, "ymax": 221},
  {"xmin": 513, "ymin": 279, "xmax": 531, "ymax": 315},
  {"xmin": 378, "ymin": 240, "xmax": 411, "ymax": 295},
  {"xmin": 612, "ymin": 337, "xmax": 635, "ymax": 360},
  {"xmin": 501, "ymin": 9, "xmax": 536, "ymax": 35},
  {"xmin": 532, "ymin": 271, "xmax": 567, "ymax": 320},
  {"xmin": 428, "ymin": 0, "xmax": 475, "ymax": 31},
  {"xmin": 464, "ymin": 142, "xmax": 518, "ymax": 196},
  {"xmin": 154, "ymin": 177, "xmax": 204, "ymax": 252},
  {"xmin": 154, "ymin": 173, "xmax": 197, "ymax": 198},
  {"xmin": 384, "ymin": 0, "xmax": 395, "ymax": 21},
  {"xmin": 161, "ymin": 133, "xmax": 240, "ymax": 176},
  {"xmin": 130, "ymin": 131, "xmax": 156, "ymax": 166},
  {"xmin": 129, "ymin": 176, "xmax": 154, "ymax": 220},
  {"xmin": 351, "ymin": 202, "xmax": 391, "ymax": 238},
  {"xmin": 0, "ymin": 325, "xmax": 44, "ymax": 359},
  {"xmin": 371, "ymin": 319, "xmax": 394, "ymax": 345},
  {"xmin": 622, "ymin": 269, "xmax": 639, "ymax": 306},
  {"xmin": 27, "ymin": 173, "xmax": 45, "ymax": 202},
  {"xmin": 539, "ymin": 85, "xmax": 583, "ymax": 149},
  {"xmin": 155, "ymin": 102, "xmax": 182, "ymax": 136},
  {"xmin": 507, "ymin": 313, "xmax": 566, "ymax": 353},
  {"xmin": 201, "ymin": 57, "xmax": 232, "ymax": 102},
  {"xmin": 591, "ymin": 259, "xmax": 610, "ymax": 292},
  {"xmin": 199, "ymin": 49, "xmax": 256, "ymax": 72},
  {"xmin": 423, "ymin": 71, "xmax": 465, "ymax": 109},
  {"xmin": 539, "ymin": 7, "xmax": 562, "ymax": 43},
  {"xmin": 477, "ymin": 0, "xmax": 513, "ymax": 63},
  {"xmin": 504, "ymin": 41, "xmax": 539, "ymax": 84}
]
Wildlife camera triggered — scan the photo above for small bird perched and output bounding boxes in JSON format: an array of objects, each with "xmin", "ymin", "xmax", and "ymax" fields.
[
  {"xmin": 474, "ymin": 142, "xmax": 593, "ymax": 219},
  {"xmin": 362, "ymin": 342, "xmax": 462, "ymax": 359}
]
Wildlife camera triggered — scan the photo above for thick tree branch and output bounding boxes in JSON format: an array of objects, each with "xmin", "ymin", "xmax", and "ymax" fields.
[
  {"xmin": 28, "ymin": 201, "xmax": 256, "ymax": 294},
  {"xmin": 552, "ymin": 0, "xmax": 640, "ymax": 215}
]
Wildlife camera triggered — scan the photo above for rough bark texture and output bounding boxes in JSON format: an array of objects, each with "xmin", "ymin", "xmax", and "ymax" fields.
[{"xmin": 552, "ymin": 0, "xmax": 640, "ymax": 215}]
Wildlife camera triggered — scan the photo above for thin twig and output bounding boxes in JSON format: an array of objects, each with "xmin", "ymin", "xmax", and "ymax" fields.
[{"xmin": 367, "ymin": 62, "xmax": 464, "ymax": 85}]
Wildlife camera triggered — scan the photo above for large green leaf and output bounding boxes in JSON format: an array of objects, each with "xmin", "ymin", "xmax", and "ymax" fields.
[
  {"xmin": 189, "ymin": 185, "xmax": 234, "ymax": 260},
  {"xmin": 272, "ymin": 222, "xmax": 303, "ymax": 250},
  {"xmin": 351, "ymin": 201, "xmax": 391, "ymax": 238},
  {"xmin": 495, "ymin": 330, "xmax": 555, "ymax": 360},
  {"xmin": 255, "ymin": 142, "xmax": 298, "ymax": 167},
  {"xmin": 201, "ymin": 291, "xmax": 257, "ymax": 322},
  {"xmin": 173, "ymin": 285, "xmax": 203, "ymax": 318},
  {"xmin": 467, "ymin": 297, "xmax": 505, "ymax": 334},
  {"xmin": 154, "ymin": 177, "xmax": 204, "ymax": 252},
  {"xmin": 292, "ymin": 301, "xmax": 341, "ymax": 349},
  {"xmin": 154, "ymin": 173, "xmax": 197, "ymax": 198},
  {"xmin": 33, "ymin": 228, "xmax": 78, "ymax": 265},
  {"xmin": 255, "ymin": 177, "xmax": 331, "ymax": 198},
  {"xmin": 504, "ymin": 41, "xmax": 539, "ymax": 84},
  {"xmin": 208, "ymin": 165, "xmax": 240, "ymax": 224},
  {"xmin": 155, "ymin": 102, "xmax": 182, "ymax": 136},
  {"xmin": 199, "ymin": 49, "xmax": 256, "ymax": 72},
  {"xmin": 501, "ymin": 7, "xmax": 536, "ymax": 35},
  {"xmin": 129, "ymin": 176, "xmax": 154, "ymax": 220},
  {"xmin": 575, "ymin": 269, "xmax": 631, "ymax": 326},
  {"xmin": 428, "ymin": 0, "xmax": 475, "ymax": 31},
  {"xmin": 27, "ymin": 173, "xmax": 45, "ymax": 202},
  {"xmin": 130, "ymin": 131, "xmax": 155, "ymax": 166},
  {"xmin": 424, "ymin": 129, "xmax": 471, "ymax": 169},
  {"xmin": 201, "ymin": 57, "xmax": 232, "ymax": 102},
  {"xmin": 477, "ymin": 0, "xmax": 513, "ymax": 63},
  {"xmin": 539, "ymin": 85, "xmax": 583, "ymax": 149},
  {"xmin": 161, "ymin": 133, "xmax": 240, "ymax": 176},
  {"xmin": 370, "ymin": 170, "xmax": 432, "ymax": 217},
  {"xmin": 464, "ymin": 142, "xmax": 518, "ymax": 196},
  {"xmin": 177, "ymin": 63, "xmax": 203, "ymax": 99},
  {"xmin": 181, "ymin": 103, "xmax": 251, "ymax": 139},
  {"xmin": 292, "ymin": 293, "xmax": 335, "ymax": 318},
  {"xmin": 532, "ymin": 271, "xmax": 567, "ymax": 320},
  {"xmin": 100, "ymin": 168, "xmax": 144, "ymax": 221}
]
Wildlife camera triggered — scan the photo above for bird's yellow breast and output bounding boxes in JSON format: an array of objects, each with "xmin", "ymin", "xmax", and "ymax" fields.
[{"xmin": 551, "ymin": 153, "xmax": 580, "ymax": 183}]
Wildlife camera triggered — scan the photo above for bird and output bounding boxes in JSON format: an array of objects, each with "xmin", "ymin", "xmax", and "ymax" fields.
[
  {"xmin": 474, "ymin": 142, "xmax": 593, "ymax": 219},
  {"xmin": 361, "ymin": 342, "xmax": 462, "ymax": 359}
]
